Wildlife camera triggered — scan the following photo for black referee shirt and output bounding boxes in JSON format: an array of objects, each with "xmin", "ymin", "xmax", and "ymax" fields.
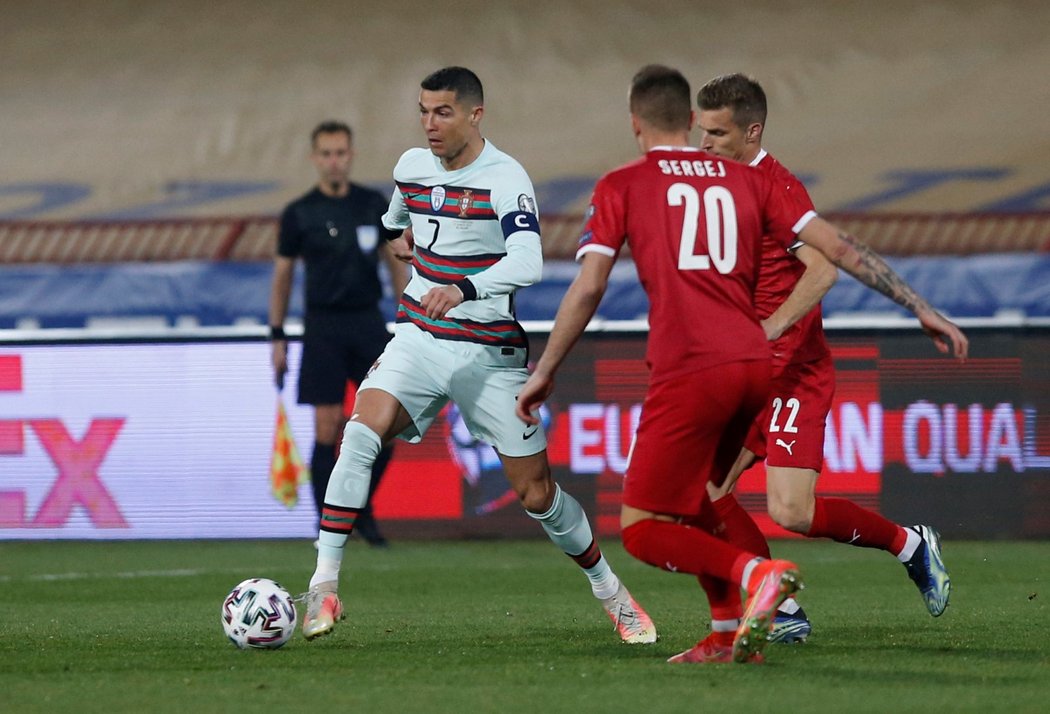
[{"xmin": 278, "ymin": 184, "xmax": 400, "ymax": 312}]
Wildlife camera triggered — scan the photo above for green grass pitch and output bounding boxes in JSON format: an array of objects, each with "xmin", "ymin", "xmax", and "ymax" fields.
[{"xmin": 1, "ymin": 539, "xmax": 1047, "ymax": 713}]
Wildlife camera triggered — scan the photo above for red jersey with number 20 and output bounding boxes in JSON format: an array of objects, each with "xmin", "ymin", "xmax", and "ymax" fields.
[{"xmin": 576, "ymin": 147, "xmax": 816, "ymax": 384}]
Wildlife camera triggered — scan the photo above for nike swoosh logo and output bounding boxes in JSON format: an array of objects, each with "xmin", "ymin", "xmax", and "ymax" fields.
[{"xmin": 522, "ymin": 426, "xmax": 538, "ymax": 440}]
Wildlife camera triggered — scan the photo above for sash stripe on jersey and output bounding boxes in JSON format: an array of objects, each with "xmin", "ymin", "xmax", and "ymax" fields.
[
  {"xmin": 396, "ymin": 295, "xmax": 527, "ymax": 349},
  {"xmin": 413, "ymin": 244, "xmax": 503, "ymax": 284},
  {"xmin": 397, "ymin": 181, "xmax": 496, "ymax": 220}
]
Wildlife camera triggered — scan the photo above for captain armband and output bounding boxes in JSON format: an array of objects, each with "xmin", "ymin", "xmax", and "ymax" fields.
[{"xmin": 500, "ymin": 211, "xmax": 540, "ymax": 239}]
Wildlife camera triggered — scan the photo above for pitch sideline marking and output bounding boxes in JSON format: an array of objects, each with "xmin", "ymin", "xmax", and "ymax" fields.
[{"xmin": 0, "ymin": 567, "xmax": 261, "ymax": 583}]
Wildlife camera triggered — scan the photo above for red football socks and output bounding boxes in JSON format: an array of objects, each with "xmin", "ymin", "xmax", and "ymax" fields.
[
  {"xmin": 621, "ymin": 518, "xmax": 754, "ymax": 586},
  {"xmin": 807, "ymin": 496, "xmax": 907, "ymax": 553},
  {"xmin": 713, "ymin": 493, "xmax": 771, "ymax": 559}
]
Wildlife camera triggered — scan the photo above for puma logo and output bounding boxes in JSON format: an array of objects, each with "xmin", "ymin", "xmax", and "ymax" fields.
[{"xmin": 776, "ymin": 438, "xmax": 796, "ymax": 455}]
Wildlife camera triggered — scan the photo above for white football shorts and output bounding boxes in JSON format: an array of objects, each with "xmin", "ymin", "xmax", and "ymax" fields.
[{"xmin": 359, "ymin": 322, "xmax": 547, "ymax": 457}]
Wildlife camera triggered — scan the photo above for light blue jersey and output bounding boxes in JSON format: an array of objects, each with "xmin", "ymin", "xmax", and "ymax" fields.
[{"xmin": 382, "ymin": 140, "xmax": 542, "ymax": 350}]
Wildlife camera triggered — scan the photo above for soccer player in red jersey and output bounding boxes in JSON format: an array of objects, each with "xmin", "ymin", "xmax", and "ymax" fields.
[
  {"xmin": 518, "ymin": 65, "xmax": 815, "ymax": 664},
  {"xmin": 695, "ymin": 74, "xmax": 969, "ymax": 643}
]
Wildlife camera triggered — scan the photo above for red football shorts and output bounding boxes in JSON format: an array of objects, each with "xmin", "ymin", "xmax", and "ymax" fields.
[
  {"xmin": 622, "ymin": 359, "xmax": 771, "ymax": 517},
  {"xmin": 744, "ymin": 353, "xmax": 835, "ymax": 471}
]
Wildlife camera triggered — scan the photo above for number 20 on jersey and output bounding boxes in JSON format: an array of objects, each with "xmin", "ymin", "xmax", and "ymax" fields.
[{"xmin": 667, "ymin": 183, "xmax": 738, "ymax": 273}]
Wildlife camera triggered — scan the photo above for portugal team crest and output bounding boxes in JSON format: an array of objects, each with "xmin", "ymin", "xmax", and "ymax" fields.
[
  {"xmin": 431, "ymin": 186, "xmax": 446, "ymax": 212},
  {"xmin": 458, "ymin": 189, "xmax": 474, "ymax": 218}
]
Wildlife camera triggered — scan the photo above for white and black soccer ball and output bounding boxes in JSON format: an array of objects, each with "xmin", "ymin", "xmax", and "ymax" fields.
[{"xmin": 221, "ymin": 578, "xmax": 297, "ymax": 649}]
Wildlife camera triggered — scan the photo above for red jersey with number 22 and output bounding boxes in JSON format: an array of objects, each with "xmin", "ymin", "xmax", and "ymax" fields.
[
  {"xmin": 751, "ymin": 150, "xmax": 830, "ymax": 367},
  {"xmin": 576, "ymin": 147, "xmax": 816, "ymax": 384}
]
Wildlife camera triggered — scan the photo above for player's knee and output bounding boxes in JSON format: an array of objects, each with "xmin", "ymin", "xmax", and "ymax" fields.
[
  {"xmin": 514, "ymin": 477, "xmax": 554, "ymax": 513},
  {"xmin": 767, "ymin": 498, "xmax": 812, "ymax": 534},
  {"xmin": 621, "ymin": 520, "xmax": 645, "ymax": 560},
  {"xmin": 503, "ymin": 453, "xmax": 554, "ymax": 513},
  {"xmin": 766, "ymin": 469, "xmax": 817, "ymax": 533},
  {"xmin": 621, "ymin": 519, "xmax": 659, "ymax": 567},
  {"xmin": 340, "ymin": 419, "xmax": 381, "ymax": 454}
]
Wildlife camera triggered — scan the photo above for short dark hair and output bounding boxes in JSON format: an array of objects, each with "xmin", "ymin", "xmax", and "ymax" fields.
[
  {"xmin": 420, "ymin": 66, "xmax": 484, "ymax": 106},
  {"xmin": 311, "ymin": 120, "xmax": 353, "ymax": 147},
  {"xmin": 629, "ymin": 65, "xmax": 692, "ymax": 132},
  {"xmin": 696, "ymin": 74, "xmax": 767, "ymax": 129}
]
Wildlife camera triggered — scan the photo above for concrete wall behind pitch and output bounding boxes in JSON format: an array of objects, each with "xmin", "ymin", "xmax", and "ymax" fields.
[{"xmin": 2, "ymin": 0, "xmax": 1048, "ymax": 219}]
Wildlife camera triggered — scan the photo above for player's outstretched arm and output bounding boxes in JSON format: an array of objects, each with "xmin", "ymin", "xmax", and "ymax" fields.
[
  {"xmin": 798, "ymin": 217, "xmax": 969, "ymax": 360},
  {"xmin": 761, "ymin": 244, "xmax": 838, "ymax": 341},
  {"xmin": 516, "ymin": 252, "xmax": 615, "ymax": 424}
]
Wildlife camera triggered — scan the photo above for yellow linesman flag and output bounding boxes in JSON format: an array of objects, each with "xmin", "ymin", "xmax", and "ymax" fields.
[{"xmin": 270, "ymin": 399, "xmax": 309, "ymax": 507}]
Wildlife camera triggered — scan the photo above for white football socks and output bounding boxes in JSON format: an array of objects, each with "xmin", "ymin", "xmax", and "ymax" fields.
[
  {"xmin": 310, "ymin": 553, "xmax": 342, "ymax": 590},
  {"xmin": 309, "ymin": 420, "xmax": 383, "ymax": 591},
  {"xmin": 711, "ymin": 618, "xmax": 739, "ymax": 633},
  {"xmin": 896, "ymin": 526, "xmax": 922, "ymax": 563},
  {"xmin": 741, "ymin": 557, "xmax": 763, "ymax": 590},
  {"xmin": 778, "ymin": 596, "xmax": 802, "ymax": 615},
  {"xmin": 527, "ymin": 484, "xmax": 620, "ymax": 600}
]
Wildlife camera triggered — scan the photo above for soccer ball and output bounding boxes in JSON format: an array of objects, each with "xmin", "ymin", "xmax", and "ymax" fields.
[{"xmin": 221, "ymin": 578, "xmax": 297, "ymax": 649}]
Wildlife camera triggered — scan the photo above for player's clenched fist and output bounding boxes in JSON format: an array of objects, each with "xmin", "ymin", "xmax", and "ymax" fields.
[
  {"xmin": 516, "ymin": 371, "xmax": 553, "ymax": 424},
  {"xmin": 420, "ymin": 284, "xmax": 464, "ymax": 319}
]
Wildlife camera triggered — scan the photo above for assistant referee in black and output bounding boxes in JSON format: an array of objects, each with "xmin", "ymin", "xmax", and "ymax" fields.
[{"xmin": 269, "ymin": 120, "xmax": 408, "ymax": 546}]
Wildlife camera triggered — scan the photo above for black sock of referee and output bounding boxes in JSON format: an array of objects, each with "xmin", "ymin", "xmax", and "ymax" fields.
[{"xmin": 310, "ymin": 442, "xmax": 338, "ymax": 524}]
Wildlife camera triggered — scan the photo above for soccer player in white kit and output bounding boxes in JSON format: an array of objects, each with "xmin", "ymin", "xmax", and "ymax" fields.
[{"xmin": 300, "ymin": 66, "xmax": 656, "ymax": 646}]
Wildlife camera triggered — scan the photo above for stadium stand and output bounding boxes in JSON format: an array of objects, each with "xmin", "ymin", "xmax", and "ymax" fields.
[
  {"xmin": 2, "ymin": 212, "xmax": 1050, "ymax": 264},
  {"xmin": 1, "ymin": 212, "xmax": 1049, "ymax": 329}
]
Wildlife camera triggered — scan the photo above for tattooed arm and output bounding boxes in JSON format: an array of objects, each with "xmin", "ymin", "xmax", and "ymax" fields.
[{"xmin": 797, "ymin": 216, "xmax": 969, "ymax": 360}]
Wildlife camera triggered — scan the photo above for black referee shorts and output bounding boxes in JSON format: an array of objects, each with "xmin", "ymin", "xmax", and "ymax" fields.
[{"xmin": 297, "ymin": 308, "xmax": 392, "ymax": 406}]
